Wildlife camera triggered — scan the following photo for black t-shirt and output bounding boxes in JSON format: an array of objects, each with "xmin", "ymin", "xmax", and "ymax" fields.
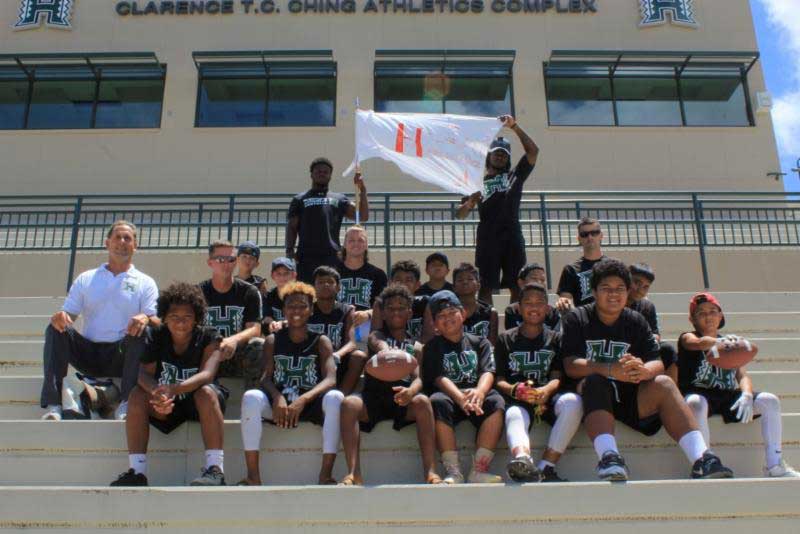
[
  {"xmin": 271, "ymin": 328, "xmax": 325, "ymax": 398},
  {"xmin": 407, "ymin": 295, "xmax": 429, "ymax": 341},
  {"xmin": 677, "ymin": 332, "xmax": 739, "ymax": 393},
  {"xmin": 463, "ymin": 300, "xmax": 494, "ymax": 339},
  {"xmin": 504, "ymin": 302, "xmax": 561, "ymax": 331},
  {"xmin": 200, "ymin": 279, "xmax": 262, "ymax": 337},
  {"xmin": 142, "ymin": 325, "xmax": 222, "ymax": 399},
  {"xmin": 495, "ymin": 327, "xmax": 563, "ymax": 389},
  {"xmin": 556, "ymin": 256, "xmax": 608, "ymax": 305},
  {"xmin": 561, "ymin": 304, "xmax": 659, "ymax": 367},
  {"xmin": 416, "ymin": 281, "xmax": 455, "ymax": 298},
  {"xmin": 627, "ymin": 299, "xmax": 660, "ymax": 336},
  {"xmin": 472, "ymin": 156, "xmax": 534, "ymax": 237},
  {"xmin": 422, "ymin": 333, "xmax": 495, "ymax": 393},
  {"xmin": 237, "ymin": 274, "xmax": 265, "ymax": 289},
  {"xmin": 335, "ymin": 260, "xmax": 388, "ymax": 311},
  {"xmin": 308, "ymin": 301, "xmax": 353, "ymax": 351},
  {"xmin": 288, "ymin": 189, "xmax": 350, "ymax": 258},
  {"xmin": 263, "ymin": 287, "xmax": 284, "ymax": 321},
  {"xmin": 365, "ymin": 328, "xmax": 417, "ymax": 393}
]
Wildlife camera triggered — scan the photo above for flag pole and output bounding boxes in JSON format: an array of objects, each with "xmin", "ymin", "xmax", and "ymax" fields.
[{"xmin": 354, "ymin": 97, "xmax": 361, "ymax": 225}]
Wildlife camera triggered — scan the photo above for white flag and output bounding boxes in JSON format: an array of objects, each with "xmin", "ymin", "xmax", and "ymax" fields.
[{"xmin": 344, "ymin": 110, "xmax": 502, "ymax": 195}]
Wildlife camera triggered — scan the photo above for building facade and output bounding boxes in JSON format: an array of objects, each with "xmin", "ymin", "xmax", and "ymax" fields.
[{"xmin": 0, "ymin": 0, "xmax": 781, "ymax": 194}]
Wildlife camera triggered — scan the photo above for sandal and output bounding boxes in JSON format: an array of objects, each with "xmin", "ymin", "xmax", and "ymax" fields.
[
  {"xmin": 426, "ymin": 473, "xmax": 444, "ymax": 485},
  {"xmin": 236, "ymin": 478, "xmax": 259, "ymax": 486},
  {"xmin": 337, "ymin": 474, "xmax": 364, "ymax": 486}
]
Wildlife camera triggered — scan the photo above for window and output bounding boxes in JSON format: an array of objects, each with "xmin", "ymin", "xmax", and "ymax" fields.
[
  {"xmin": 374, "ymin": 51, "xmax": 514, "ymax": 117},
  {"xmin": 194, "ymin": 53, "xmax": 336, "ymax": 127},
  {"xmin": 0, "ymin": 54, "xmax": 165, "ymax": 130},
  {"xmin": 544, "ymin": 51, "xmax": 757, "ymax": 127}
]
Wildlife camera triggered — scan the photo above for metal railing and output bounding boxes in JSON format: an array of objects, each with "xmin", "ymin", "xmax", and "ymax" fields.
[{"xmin": 1, "ymin": 190, "xmax": 799, "ymax": 291}]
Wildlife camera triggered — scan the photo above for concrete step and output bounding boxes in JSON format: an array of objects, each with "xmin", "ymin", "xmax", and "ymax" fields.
[
  {"xmin": 0, "ymin": 297, "xmax": 63, "ymax": 316},
  {"xmin": 1, "ymin": 479, "xmax": 799, "ymax": 533},
  {"xmin": 0, "ymin": 415, "xmax": 798, "ymax": 486}
]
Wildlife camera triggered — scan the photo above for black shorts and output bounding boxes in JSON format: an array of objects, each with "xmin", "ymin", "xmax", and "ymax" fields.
[
  {"xmin": 475, "ymin": 232, "xmax": 526, "ymax": 291},
  {"xmin": 335, "ymin": 351, "xmax": 363, "ymax": 389},
  {"xmin": 502, "ymin": 395, "xmax": 557, "ymax": 429},
  {"xmin": 685, "ymin": 388, "xmax": 763, "ymax": 424},
  {"xmin": 611, "ymin": 381, "xmax": 662, "ymax": 437},
  {"xmin": 149, "ymin": 383, "xmax": 229, "ymax": 435},
  {"xmin": 431, "ymin": 389, "xmax": 505, "ymax": 429},
  {"xmin": 297, "ymin": 253, "xmax": 339, "ymax": 284},
  {"xmin": 659, "ymin": 341, "xmax": 678, "ymax": 369},
  {"xmin": 359, "ymin": 387, "xmax": 415, "ymax": 433},
  {"xmin": 264, "ymin": 391, "xmax": 327, "ymax": 426}
]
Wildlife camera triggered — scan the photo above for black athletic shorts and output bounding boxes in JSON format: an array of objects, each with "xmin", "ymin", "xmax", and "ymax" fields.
[
  {"xmin": 475, "ymin": 233, "xmax": 527, "ymax": 291},
  {"xmin": 685, "ymin": 388, "xmax": 762, "ymax": 424},
  {"xmin": 431, "ymin": 389, "xmax": 504, "ymax": 429},
  {"xmin": 359, "ymin": 387, "xmax": 417, "ymax": 433},
  {"xmin": 264, "ymin": 390, "xmax": 327, "ymax": 426},
  {"xmin": 149, "ymin": 383, "xmax": 229, "ymax": 434},
  {"xmin": 610, "ymin": 381, "xmax": 663, "ymax": 437}
]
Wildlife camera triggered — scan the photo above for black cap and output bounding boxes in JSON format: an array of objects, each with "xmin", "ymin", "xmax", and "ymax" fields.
[
  {"xmin": 237, "ymin": 241, "xmax": 260, "ymax": 259},
  {"xmin": 309, "ymin": 157, "xmax": 333, "ymax": 172},
  {"xmin": 271, "ymin": 257, "xmax": 296, "ymax": 273},
  {"xmin": 629, "ymin": 263, "xmax": 655, "ymax": 283},
  {"xmin": 428, "ymin": 290, "xmax": 463, "ymax": 318},
  {"xmin": 488, "ymin": 137, "xmax": 511, "ymax": 156},
  {"xmin": 425, "ymin": 252, "xmax": 450, "ymax": 268}
]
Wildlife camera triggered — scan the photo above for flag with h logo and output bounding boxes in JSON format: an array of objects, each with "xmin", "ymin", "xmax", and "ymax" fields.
[{"xmin": 344, "ymin": 110, "xmax": 503, "ymax": 195}]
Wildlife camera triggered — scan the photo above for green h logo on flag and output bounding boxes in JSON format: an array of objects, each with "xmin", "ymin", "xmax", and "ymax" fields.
[
  {"xmin": 14, "ymin": 0, "xmax": 74, "ymax": 31},
  {"xmin": 639, "ymin": 0, "xmax": 697, "ymax": 28}
]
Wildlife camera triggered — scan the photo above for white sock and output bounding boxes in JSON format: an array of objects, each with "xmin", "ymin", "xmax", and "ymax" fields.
[
  {"xmin": 754, "ymin": 392, "xmax": 783, "ymax": 468},
  {"xmin": 685, "ymin": 394, "xmax": 711, "ymax": 447},
  {"xmin": 441, "ymin": 450, "xmax": 459, "ymax": 468},
  {"xmin": 205, "ymin": 449, "xmax": 224, "ymax": 472},
  {"xmin": 549, "ymin": 393, "xmax": 583, "ymax": 454},
  {"xmin": 129, "ymin": 454, "xmax": 147, "ymax": 475},
  {"xmin": 321, "ymin": 390, "xmax": 344, "ymax": 454},
  {"xmin": 679, "ymin": 430, "xmax": 707, "ymax": 463},
  {"xmin": 537, "ymin": 460, "xmax": 555, "ymax": 471},
  {"xmin": 504, "ymin": 406, "xmax": 531, "ymax": 457},
  {"xmin": 593, "ymin": 434, "xmax": 618, "ymax": 460},
  {"xmin": 240, "ymin": 389, "xmax": 271, "ymax": 451}
]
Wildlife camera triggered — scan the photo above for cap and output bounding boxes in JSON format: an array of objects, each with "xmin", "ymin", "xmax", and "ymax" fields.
[
  {"xmin": 689, "ymin": 292, "xmax": 726, "ymax": 329},
  {"xmin": 629, "ymin": 263, "xmax": 655, "ymax": 283},
  {"xmin": 428, "ymin": 290, "xmax": 463, "ymax": 318},
  {"xmin": 425, "ymin": 252, "xmax": 450, "ymax": 268},
  {"xmin": 271, "ymin": 257, "xmax": 297, "ymax": 273},
  {"xmin": 237, "ymin": 241, "xmax": 260, "ymax": 259},
  {"xmin": 488, "ymin": 137, "xmax": 511, "ymax": 156},
  {"xmin": 309, "ymin": 157, "xmax": 333, "ymax": 172}
]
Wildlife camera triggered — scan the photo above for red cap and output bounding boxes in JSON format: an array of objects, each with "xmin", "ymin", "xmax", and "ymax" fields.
[{"xmin": 689, "ymin": 292, "xmax": 725, "ymax": 329}]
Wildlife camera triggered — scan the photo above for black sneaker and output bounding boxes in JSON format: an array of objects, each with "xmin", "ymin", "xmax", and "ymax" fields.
[
  {"xmin": 110, "ymin": 469, "xmax": 148, "ymax": 487},
  {"xmin": 596, "ymin": 452, "xmax": 629, "ymax": 481},
  {"xmin": 506, "ymin": 455, "xmax": 541, "ymax": 482},
  {"xmin": 190, "ymin": 465, "xmax": 226, "ymax": 486},
  {"xmin": 691, "ymin": 452, "xmax": 734, "ymax": 479},
  {"xmin": 541, "ymin": 465, "xmax": 568, "ymax": 482}
]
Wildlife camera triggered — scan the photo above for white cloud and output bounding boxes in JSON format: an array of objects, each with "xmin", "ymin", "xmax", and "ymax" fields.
[{"xmin": 757, "ymin": 0, "xmax": 800, "ymax": 174}]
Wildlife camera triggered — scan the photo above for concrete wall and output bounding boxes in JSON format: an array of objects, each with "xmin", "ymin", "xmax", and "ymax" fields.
[{"xmin": 0, "ymin": 0, "xmax": 782, "ymax": 195}]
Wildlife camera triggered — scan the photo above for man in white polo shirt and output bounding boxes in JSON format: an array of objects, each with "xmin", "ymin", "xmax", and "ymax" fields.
[{"xmin": 40, "ymin": 221, "xmax": 159, "ymax": 421}]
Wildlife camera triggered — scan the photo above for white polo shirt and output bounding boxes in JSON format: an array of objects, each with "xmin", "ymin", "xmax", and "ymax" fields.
[{"xmin": 62, "ymin": 264, "xmax": 158, "ymax": 343}]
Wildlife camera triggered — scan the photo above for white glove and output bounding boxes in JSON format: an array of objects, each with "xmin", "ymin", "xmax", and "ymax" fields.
[{"xmin": 731, "ymin": 392, "xmax": 754, "ymax": 424}]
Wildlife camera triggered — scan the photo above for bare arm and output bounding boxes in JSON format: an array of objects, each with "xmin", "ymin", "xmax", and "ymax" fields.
[
  {"xmin": 488, "ymin": 309, "xmax": 499, "ymax": 346},
  {"xmin": 507, "ymin": 118, "xmax": 539, "ymax": 165},
  {"xmin": 285, "ymin": 216, "xmax": 299, "ymax": 259},
  {"xmin": 172, "ymin": 341, "xmax": 222, "ymax": 396},
  {"xmin": 334, "ymin": 308, "xmax": 358, "ymax": 359},
  {"xmin": 299, "ymin": 336, "xmax": 336, "ymax": 403},
  {"xmin": 344, "ymin": 173, "xmax": 369, "ymax": 222},
  {"xmin": 456, "ymin": 191, "xmax": 481, "ymax": 220}
]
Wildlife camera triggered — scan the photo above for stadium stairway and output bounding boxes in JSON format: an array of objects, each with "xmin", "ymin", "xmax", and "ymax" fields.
[{"xmin": 0, "ymin": 293, "xmax": 798, "ymax": 532}]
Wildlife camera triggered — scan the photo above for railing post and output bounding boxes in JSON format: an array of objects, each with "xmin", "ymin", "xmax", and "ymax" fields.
[
  {"xmin": 450, "ymin": 201, "xmax": 456, "ymax": 247},
  {"xmin": 692, "ymin": 193, "xmax": 711, "ymax": 289},
  {"xmin": 226, "ymin": 195, "xmax": 235, "ymax": 242},
  {"xmin": 196, "ymin": 202, "xmax": 204, "ymax": 248},
  {"xmin": 575, "ymin": 201, "xmax": 581, "ymax": 221},
  {"xmin": 540, "ymin": 193, "xmax": 553, "ymax": 290},
  {"xmin": 66, "ymin": 197, "xmax": 83, "ymax": 293},
  {"xmin": 384, "ymin": 194, "xmax": 391, "ymax": 273}
]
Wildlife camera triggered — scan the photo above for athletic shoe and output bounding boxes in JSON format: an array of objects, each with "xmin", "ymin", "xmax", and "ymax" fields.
[
  {"xmin": 506, "ymin": 455, "xmax": 540, "ymax": 483},
  {"xmin": 442, "ymin": 463, "xmax": 464, "ymax": 485},
  {"xmin": 765, "ymin": 460, "xmax": 800, "ymax": 478},
  {"xmin": 691, "ymin": 452, "xmax": 734, "ymax": 479},
  {"xmin": 596, "ymin": 451, "xmax": 629, "ymax": 481},
  {"xmin": 467, "ymin": 469, "xmax": 504, "ymax": 484},
  {"xmin": 41, "ymin": 406, "xmax": 62, "ymax": 421},
  {"xmin": 540, "ymin": 465, "xmax": 568, "ymax": 482},
  {"xmin": 110, "ymin": 469, "xmax": 148, "ymax": 487},
  {"xmin": 189, "ymin": 466, "xmax": 226, "ymax": 486},
  {"xmin": 114, "ymin": 401, "xmax": 128, "ymax": 421}
]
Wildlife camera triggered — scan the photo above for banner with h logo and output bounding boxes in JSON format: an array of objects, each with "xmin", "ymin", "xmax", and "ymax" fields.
[{"xmin": 639, "ymin": 0, "xmax": 698, "ymax": 29}]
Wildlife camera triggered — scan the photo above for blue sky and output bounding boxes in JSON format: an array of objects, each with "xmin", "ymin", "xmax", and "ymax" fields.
[{"xmin": 751, "ymin": 0, "xmax": 800, "ymax": 188}]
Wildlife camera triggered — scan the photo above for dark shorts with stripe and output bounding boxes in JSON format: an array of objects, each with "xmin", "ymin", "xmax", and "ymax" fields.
[{"xmin": 149, "ymin": 383, "xmax": 228, "ymax": 434}]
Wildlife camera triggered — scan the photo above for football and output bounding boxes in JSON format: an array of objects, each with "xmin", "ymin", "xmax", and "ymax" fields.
[
  {"xmin": 705, "ymin": 337, "xmax": 758, "ymax": 370},
  {"xmin": 365, "ymin": 348, "xmax": 418, "ymax": 382}
]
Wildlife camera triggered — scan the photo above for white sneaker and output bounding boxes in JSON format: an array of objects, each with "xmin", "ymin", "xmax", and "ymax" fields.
[
  {"xmin": 442, "ymin": 464, "xmax": 464, "ymax": 485},
  {"xmin": 765, "ymin": 461, "xmax": 800, "ymax": 478},
  {"xmin": 41, "ymin": 405, "xmax": 62, "ymax": 421},
  {"xmin": 467, "ymin": 469, "xmax": 503, "ymax": 484},
  {"xmin": 114, "ymin": 401, "xmax": 128, "ymax": 421}
]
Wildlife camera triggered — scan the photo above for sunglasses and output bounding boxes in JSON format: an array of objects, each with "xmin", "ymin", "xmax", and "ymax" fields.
[
  {"xmin": 211, "ymin": 256, "xmax": 237, "ymax": 264},
  {"xmin": 579, "ymin": 229, "xmax": 601, "ymax": 238}
]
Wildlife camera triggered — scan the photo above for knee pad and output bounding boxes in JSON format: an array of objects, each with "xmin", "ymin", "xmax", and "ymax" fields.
[
  {"xmin": 555, "ymin": 392, "xmax": 583, "ymax": 418},
  {"xmin": 241, "ymin": 389, "xmax": 266, "ymax": 415},
  {"xmin": 684, "ymin": 393, "xmax": 708, "ymax": 415},
  {"xmin": 755, "ymin": 391, "xmax": 781, "ymax": 412},
  {"xmin": 581, "ymin": 374, "xmax": 614, "ymax": 416},
  {"xmin": 323, "ymin": 389, "xmax": 344, "ymax": 411}
]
